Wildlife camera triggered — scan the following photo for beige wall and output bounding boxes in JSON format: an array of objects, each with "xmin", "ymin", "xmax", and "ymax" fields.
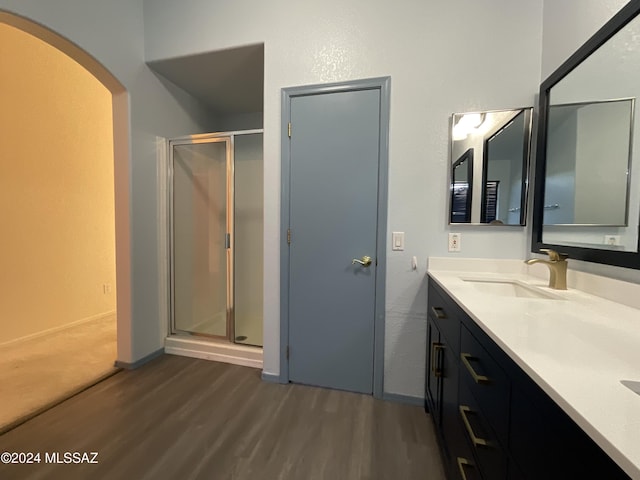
[{"xmin": 0, "ymin": 24, "xmax": 116, "ymax": 344}]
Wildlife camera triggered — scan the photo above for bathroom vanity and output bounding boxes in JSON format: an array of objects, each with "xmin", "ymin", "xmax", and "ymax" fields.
[
  {"xmin": 434, "ymin": 4, "xmax": 640, "ymax": 476},
  {"xmin": 425, "ymin": 261, "xmax": 640, "ymax": 480}
]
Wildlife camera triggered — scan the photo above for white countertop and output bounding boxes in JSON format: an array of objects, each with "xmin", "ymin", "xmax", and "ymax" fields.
[{"xmin": 428, "ymin": 258, "xmax": 640, "ymax": 480}]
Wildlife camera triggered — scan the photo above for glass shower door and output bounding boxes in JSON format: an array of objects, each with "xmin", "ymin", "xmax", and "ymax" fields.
[
  {"xmin": 171, "ymin": 139, "xmax": 231, "ymax": 338},
  {"xmin": 234, "ymin": 133, "xmax": 263, "ymax": 346}
]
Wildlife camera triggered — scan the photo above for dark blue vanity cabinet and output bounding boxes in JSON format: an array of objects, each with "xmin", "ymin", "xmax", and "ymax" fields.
[
  {"xmin": 426, "ymin": 276, "xmax": 630, "ymax": 480},
  {"xmin": 425, "ymin": 284, "xmax": 460, "ymax": 470}
]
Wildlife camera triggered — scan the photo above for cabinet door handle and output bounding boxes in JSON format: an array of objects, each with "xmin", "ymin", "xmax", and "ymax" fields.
[
  {"xmin": 461, "ymin": 353, "xmax": 490, "ymax": 384},
  {"xmin": 431, "ymin": 343, "xmax": 444, "ymax": 377},
  {"xmin": 431, "ymin": 306, "xmax": 447, "ymax": 319},
  {"xmin": 459, "ymin": 405, "xmax": 492, "ymax": 448},
  {"xmin": 456, "ymin": 457, "xmax": 474, "ymax": 480}
]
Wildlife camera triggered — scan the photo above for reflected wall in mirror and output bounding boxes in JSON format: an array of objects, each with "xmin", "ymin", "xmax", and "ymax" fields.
[
  {"xmin": 533, "ymin": 1, "xmax": 640, "ymax": 268},
  {"xmin": 544, "ymin": 98, "xmax": 633, "ymax": 227},
  {"xmin": 450, "ymin": 108, "xmax": 533, "ymax": 226}
]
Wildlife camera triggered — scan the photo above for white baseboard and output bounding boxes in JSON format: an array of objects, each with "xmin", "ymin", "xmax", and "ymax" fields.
[
  {"xmin": 164, "ymin": 336, "xmax": 263, "ymax": 369},
  {"xmin": 0, "ymin": 310, "xmax": 116, "ymax": 347}
]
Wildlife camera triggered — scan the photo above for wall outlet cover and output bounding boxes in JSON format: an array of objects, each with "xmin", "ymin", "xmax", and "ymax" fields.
[
  {"xmin": 604, "ymin": 235, "xmax": 621, "ymax": 246},
  {"xmin": 448, "ymin": 232, "xmax": 461, "ymax": 252}
]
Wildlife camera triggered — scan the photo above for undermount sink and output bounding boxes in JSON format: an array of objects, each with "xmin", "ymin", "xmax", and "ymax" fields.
[{"xmin": 462, "ymin": 278, "xmax": 560, "ymax": 300}]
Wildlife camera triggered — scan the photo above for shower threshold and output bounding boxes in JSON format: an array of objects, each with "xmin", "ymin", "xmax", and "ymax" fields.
[{"xmin": 164, "ymin": 335, "xmax": 263, "ymax": 369}]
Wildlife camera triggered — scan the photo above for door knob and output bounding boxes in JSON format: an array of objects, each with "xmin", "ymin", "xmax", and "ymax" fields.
[{"xmin": 352, "ymin": 255, "xmax": 372, "ymax": 267}]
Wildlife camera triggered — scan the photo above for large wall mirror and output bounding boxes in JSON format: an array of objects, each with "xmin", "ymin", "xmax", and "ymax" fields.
[
  {"xmin": 450, "ymin": 108, "xmax": 533, "ymax": 225},
  {"xmin": 532, "ymin": 1, "xmax": 640, "ymax": 269}
]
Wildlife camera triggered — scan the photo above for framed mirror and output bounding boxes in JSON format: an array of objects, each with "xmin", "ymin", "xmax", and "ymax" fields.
[
  {"xmin": 532, "ymin": 1, "xmax": 640, "ymax": 269},
  {"xmin": 450, "ymin": 148, "xmax": 473, "ymax": 223},
  {"xmin": 449, "ymin": 108, "xmax": 533, "ymax": 225}
]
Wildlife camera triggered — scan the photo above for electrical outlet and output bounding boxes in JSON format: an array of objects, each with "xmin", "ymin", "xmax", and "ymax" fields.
[
  {"xmin": 604, "ymin": 235, "xmax": 621, "ymax": 246},
  {"xmin": 448, "ymin": 233, "xmax": 461, "ymax": 252}
]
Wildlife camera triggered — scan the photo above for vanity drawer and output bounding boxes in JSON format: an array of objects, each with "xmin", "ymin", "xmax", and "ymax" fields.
[
  {"xmin": 459, "ymin": 324, "xmax": 510, "ymax": 446},
  {"xmin": 447, "ymin": 401, "xmax": 484, "ymax": 480},
  {"xmin": 458, "ymin": 380, "xmax": 506, "ymax": 480},
  {"xmin": 428, "ymin": 281, "xmax": 461, "ymax": 353}
]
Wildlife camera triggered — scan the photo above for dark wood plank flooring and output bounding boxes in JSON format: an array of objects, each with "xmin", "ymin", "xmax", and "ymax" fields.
[{"xmin": 0, "ymin": 354, "xmax": 445, "ymax": 480}]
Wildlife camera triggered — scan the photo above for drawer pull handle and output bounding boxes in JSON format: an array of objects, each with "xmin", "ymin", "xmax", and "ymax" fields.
[
  {"xmin": 431, "ymin": 306, "xmax": 447, "ymax": 319},
  {"xmin": 459, "ymin": 405, "xmax": 492, "ymax": 448},
  {"xmin": 456, "ymin": 457, "xmax": 473, "ymax": 480},
  {"xmin": 431, "ymin": 343, "xmax": 444, "ymax": 377},
  {"xmin": 461, "ymin": 353, "xmax": 490, "ymax": 384}
]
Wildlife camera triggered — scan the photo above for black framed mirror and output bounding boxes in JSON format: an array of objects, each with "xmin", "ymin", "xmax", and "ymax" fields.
[
  {"xmin": 451, "ymin": 148, "xmax": 473, "ymax": 223},
  {"xmin": 532, "ymin": 0, "xmax": 640, "ymax": 269}
]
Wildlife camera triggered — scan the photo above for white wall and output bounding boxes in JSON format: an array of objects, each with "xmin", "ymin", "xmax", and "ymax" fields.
[
  {"xmin": 541, "ymin": 0, "xmax": 628, "ymax": 79},
  {"xmin": 0, "ymin": 0, "xmax": 218, "ymax": 362},
  {"xmin": 217, "ymin": 112, "xmax": 263, "ymax": 132},
  {"xmin": 144, "ymin": 0, "xmax": 543, "ymax": 397}
]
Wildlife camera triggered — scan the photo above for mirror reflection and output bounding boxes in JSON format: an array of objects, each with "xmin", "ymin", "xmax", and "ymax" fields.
[
  {"xmin": 450, "ymin": 108, "xmax": 532, "ymax": 225},
  {"xmin": 544, "ymin": 99, "xmax": 633, "ymax": 227},
  {"xmin": 539, "ymin": 11, "xmax": 640, "ymax": 252},
  {"xmin": 451, "ymin": 148, "xmax": 473, "ymax": 223}
]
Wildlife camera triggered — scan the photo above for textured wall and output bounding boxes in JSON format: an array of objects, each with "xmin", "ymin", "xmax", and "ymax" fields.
[
  {"xmin": 0, "ymin": 0, "xmax": 219, "ymax": 362},
  {"xmin": 541, "ymin": 0, "xmax": 628, "ymax": 79},
  {"xmin": 144, "ymin": 0, "xmax": 543, "ymax": 397},
  {"xmin": 0, "ymin": 24, "xmax": 115, "ymax": 343}
]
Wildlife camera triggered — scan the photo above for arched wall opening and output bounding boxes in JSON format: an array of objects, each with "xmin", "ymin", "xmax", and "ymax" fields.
[{"xmin": 0, "ymin": 11, "xmax": 132, "ymax": 363}]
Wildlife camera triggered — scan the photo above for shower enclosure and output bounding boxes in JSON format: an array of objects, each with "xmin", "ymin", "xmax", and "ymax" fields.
[{"xmin": 169, "ymin": 130, "xmax": 263, "ymax": 347}]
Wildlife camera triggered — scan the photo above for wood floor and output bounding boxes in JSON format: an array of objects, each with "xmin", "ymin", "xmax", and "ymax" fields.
[{"xmin": 0, "ymin": 355, "xmax": 445, "ymax": 480}]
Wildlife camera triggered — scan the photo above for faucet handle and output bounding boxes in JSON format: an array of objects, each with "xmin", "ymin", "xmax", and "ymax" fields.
[{"xmin": 540, "ymin": 248, "xmax": 568, "ymax": 261}]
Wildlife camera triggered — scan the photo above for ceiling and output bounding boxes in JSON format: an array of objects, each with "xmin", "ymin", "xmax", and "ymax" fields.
[{"xmin": 147, "ymin": 43, "xmax": 264, "ymax": 115}]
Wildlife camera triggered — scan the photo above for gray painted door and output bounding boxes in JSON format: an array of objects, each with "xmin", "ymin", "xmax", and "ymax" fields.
[{"xmin": 288, "ymin": 88, "xmax": 381, "ymax": 394}]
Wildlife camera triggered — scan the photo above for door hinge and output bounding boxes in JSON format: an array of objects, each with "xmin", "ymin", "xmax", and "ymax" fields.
[
  {"xmin": 288, "ymin": 122, "xmax": 291, "ymax": 138},
  {"xmin": 286, "ymin": 345, "xmax": 290, "ymax": 360},
  {"xmin": 287, "ymin": 228, "xmax": 291, "ymax": 245},
  {"xmin": 225, "ymin": 233, "xmax": 231, "ymax": 249}
]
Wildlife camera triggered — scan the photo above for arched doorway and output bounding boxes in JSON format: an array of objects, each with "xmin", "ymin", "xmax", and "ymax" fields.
[{"xmin": 0, "ymin": 12, "xmax": 131, "ymax": 431}]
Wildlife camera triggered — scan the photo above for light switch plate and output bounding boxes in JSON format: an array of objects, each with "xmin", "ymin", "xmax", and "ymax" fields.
[{"xmin": 392, "ymin": 232, "xmax": 404, "ymax": 251}]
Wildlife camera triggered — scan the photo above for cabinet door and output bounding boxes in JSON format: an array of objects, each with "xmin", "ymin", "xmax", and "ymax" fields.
[
  {"xmin": 440, "ymin": 334, "xmax": 460, "ymax": 462},
  {"xmin": 426, "ymin": 316, "xmax": 443, "ymax": 424},
  {"xmin": 510, "ymin": 381, "xmax": 630, "ymax": 480}
]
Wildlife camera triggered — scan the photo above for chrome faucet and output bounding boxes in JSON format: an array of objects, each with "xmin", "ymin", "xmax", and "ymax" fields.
[{"xmin": 524, "ymin": 249, "xmax": 568, "ymax": 290}]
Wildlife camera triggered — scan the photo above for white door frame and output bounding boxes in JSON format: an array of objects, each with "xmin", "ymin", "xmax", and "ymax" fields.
[{"xmin": 279, "ymin": 77, "xmax": 391, "ymax": 398}]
